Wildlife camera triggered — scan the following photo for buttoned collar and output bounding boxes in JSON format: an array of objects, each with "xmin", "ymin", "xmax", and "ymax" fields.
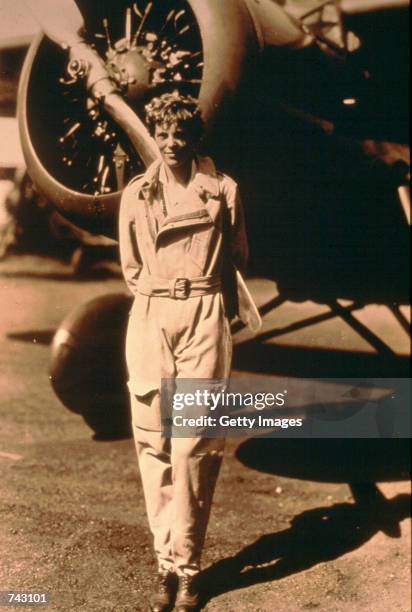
[{"xmin": 139, "ymin": 155, "xmax": 220, "ymax": 200}]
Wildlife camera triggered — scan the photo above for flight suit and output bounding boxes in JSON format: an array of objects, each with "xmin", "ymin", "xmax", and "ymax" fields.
[{"xmin": 118, "ymin": 155, "xmax": 249, "ymax": 576}]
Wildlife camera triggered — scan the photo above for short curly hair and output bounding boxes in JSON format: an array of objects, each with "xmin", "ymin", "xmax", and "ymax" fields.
[{"xmin": 144, "ymin": 91, "xmax": 203, "ymax": 143}]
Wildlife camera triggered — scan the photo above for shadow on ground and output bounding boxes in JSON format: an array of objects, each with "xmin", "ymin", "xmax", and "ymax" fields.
[
  {"xmin": 200, "ymin": 485, "xmax": 410, "ymax": 606},
  {"xmin": 197, "ymin": 439, "xmax": 411, "ymax": 607},
  {"xmin": 235, "ymin": 438, "xmax": 411, "ymax": 483}
]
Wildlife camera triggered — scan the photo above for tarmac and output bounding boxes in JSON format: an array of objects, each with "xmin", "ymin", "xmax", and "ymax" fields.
[{"xmin": 0, "ymin": 253, "xmax": 410, "ymax": 611}]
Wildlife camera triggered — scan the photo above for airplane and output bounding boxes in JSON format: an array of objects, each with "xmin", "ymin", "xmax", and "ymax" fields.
[
  {"xmin": 2, "ymin": 0, "xmax": 410, "ymax": 436},
  {"xmin": 0, "ymin": 6, "xmax": 117, "ymax": 271}
]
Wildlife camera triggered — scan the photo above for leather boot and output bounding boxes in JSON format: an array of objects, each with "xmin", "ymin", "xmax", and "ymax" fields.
[
  {"xmin": 174, "ymin": 574, "xmax": 200, "ymax": 611},
  {"xmin": 148, "ymin": 571, "xmax": 175, "ymax": 612}
]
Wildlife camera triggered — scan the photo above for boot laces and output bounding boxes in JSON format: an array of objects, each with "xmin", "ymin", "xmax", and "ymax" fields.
[
  {"xmin": 179, "ymin": 574, "xmax": 195, "ymax": 592},
  {"xmin": 158, "ymin": 572, "xmax": 170, "ymax": 593}
]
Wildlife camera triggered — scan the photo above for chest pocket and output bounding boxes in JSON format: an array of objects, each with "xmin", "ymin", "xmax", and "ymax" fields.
[
  {"xmin": 156, "ymin": 209, "xmax": 213, "ymax": 242},
  {"xmin": 154, "ymin": 195, "xmax": 222, "ymax": 272},
  {"xmin": 188, "ymin": 194, "xmax": 223, "ymax": 271},
  {"xmin": 188, "ymin": 222, "xmax": 217, "ymax": 272}
]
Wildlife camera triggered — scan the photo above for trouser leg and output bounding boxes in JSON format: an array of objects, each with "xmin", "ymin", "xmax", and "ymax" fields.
[
  {"xmin": 130, "ymin": 393, "xmax": 174, "ymax": 573},
  {"xmin": 171, "ymin": 436, "xmax": 225, "ymax": 576},
  {"xmin": 130, "ymin": 392, "xmax": 225, "ymax": 576}
]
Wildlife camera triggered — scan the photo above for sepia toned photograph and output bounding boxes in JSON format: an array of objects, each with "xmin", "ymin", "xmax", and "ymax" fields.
[{"xmin": 0, "ymin": 1, "xmax": 410, "ymax": 610}]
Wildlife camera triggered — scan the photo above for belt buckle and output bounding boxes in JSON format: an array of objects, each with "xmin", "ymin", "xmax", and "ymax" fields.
[{"xmin": 173, "ymin": 277, "xmax": 190, "ymax": 299}]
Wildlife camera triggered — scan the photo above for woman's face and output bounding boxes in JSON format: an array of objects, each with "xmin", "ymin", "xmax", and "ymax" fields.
[{"xmin": 154, "ymin": 121, "xmax": 195, "ymax": 169}]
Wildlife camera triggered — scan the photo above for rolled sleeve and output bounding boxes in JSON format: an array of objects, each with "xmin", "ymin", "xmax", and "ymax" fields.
[
  {"xmin": 223, "ymin": 177, "xmax": 249, "ymax": 274},
  {"xmin": 118, "ymin": 185, "xmax": 142, "ymax": 295}
]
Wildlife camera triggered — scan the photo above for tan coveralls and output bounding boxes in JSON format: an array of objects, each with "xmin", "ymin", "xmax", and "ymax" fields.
[{"xmin": 118, "ymin": 155, "xmax": 248, "ymax": 576}]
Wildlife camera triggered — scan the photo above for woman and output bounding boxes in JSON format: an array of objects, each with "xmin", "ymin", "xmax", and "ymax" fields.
[{"xmin": 119, "ymin": 91, "xmax": 252, "ymax": 612}]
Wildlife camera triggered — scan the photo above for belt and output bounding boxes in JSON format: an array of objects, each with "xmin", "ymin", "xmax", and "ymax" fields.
[{"xmin": 136, "ymin": 274, "xmax": 221, "ymax": 299}]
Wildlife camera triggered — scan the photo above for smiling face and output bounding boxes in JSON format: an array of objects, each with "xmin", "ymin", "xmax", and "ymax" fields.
[{"xmin": 154, "ymin": 121, "xmax": 195, "ymax": 170}]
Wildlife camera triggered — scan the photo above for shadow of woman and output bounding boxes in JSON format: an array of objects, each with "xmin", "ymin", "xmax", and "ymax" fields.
[{"xmin": 200, "ymin": 488, "xmax": 410, "ymax": 607}]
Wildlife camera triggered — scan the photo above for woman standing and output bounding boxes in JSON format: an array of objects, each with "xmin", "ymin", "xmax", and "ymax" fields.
[{"xmin": 119, "ymin": 91, "xmax": 254, "ymax": 611}]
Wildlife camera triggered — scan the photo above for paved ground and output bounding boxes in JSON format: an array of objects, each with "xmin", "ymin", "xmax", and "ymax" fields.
[{"xmin": 0, "ymin": 254, "xmax": 410, "ymax": 611}]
